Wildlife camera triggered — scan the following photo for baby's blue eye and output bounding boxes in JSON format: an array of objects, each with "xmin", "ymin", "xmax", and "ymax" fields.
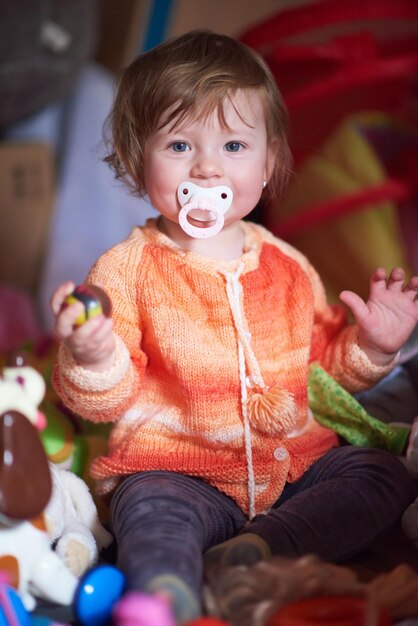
[
  {"xmin": 225, "ymin": 141, "xmax": 243, "ymax": 152},
  {"xmin": 171, "ymin": 142, "xmax": 189, "ymax": 152}
]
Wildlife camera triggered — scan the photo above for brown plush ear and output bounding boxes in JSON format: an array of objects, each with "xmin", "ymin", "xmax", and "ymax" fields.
[{"xmin": 0, "ymin": 410, "xmax": 52, "ymax": 520}]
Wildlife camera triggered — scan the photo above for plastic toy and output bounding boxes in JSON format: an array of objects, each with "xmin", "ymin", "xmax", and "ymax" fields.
[
  {"xmin": 112, "ymin": 591, "xmax": 176, "ymax": 626},
  {"xmin": 1, "ymin": 352, "xmax": 47, "ymax": 432},
  {"xmin": 0, "ymin": 577, "xmax": 31, "ymax": 626},
  {"xmin": 266, "ymin": 596, "xmax": 391, "ymax": 626},
  {"xmin": 74, "ymin": 565, "xmax": 125, "ymax": 626},
  {"xmin": 185, "ymin": 619, "xmax": 230, "ymax": 625},
  {"xmin": 0, "ymin": 575, "xmax": 71, "ymax": 626},
  {"xmin": 63, "ymin": 285, "xmax": 111, "ymax": 327},
  {"xmin": 0, "ymin": 358, "xmax": 79, "ymax": 610},
  {"xmin": 31, "ymin": 618, "xmax": 70, "ymax": 626}
]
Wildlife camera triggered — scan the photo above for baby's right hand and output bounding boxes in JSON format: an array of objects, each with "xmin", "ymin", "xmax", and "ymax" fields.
[{"xmin": 51, "ymin": 281, "xmax": 116, "ymax": 372}]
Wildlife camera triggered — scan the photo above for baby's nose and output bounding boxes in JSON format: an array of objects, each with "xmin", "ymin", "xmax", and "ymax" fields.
[{"xmin": 190, "ymin": 153, "xmax": 223, "ymax": 178}]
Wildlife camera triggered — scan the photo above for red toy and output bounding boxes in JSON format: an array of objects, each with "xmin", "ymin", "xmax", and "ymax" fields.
[
  {"xmin": 185, "ymin": 618, "xmax": 230, "ymax": 625},
  {"xmin": 266, "ymin": 596, "xmax": 391, "ymax": 626}
]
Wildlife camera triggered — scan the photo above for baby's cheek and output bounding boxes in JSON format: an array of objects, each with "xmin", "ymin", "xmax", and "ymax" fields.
[{"xmin": 234, "ymin": 185, "xmax": 263, "ymax": 215}]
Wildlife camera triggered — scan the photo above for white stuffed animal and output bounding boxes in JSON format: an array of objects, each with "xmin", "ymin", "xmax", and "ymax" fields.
[
  {"xmin": 45, "ymin": 463, "xmax": 113, "ymax": 577},
  {"xmin": 0, "ymin": 358, "xmax": 77, "ymax": 610},
  {"xmin": 0, "ymin": 355, "xmax": 112, "ymax": 609}
]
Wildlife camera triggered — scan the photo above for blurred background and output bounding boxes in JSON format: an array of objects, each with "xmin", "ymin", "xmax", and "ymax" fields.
[{"xmin": 0, "ymin": 0, "xmax": 417, "ymax": 341}]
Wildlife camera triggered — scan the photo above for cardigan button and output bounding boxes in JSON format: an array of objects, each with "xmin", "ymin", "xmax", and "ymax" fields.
[
  {"xmin": 273, "ymin": 447, "xmax": 288, "ymax": 461},
  {"xmin": 246, "ymin": 374, "xmax": 263, "ymax": 388}
]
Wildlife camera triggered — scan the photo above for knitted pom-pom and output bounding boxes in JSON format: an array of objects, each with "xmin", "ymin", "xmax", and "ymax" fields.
[{"xmin": 247, "ymin": 386, "xmax": 296, "ymax": 435}]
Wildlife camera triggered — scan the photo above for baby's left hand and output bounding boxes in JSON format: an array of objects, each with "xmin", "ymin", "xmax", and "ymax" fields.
[{"xmin": 340, "ymin": 267, "xmax": 418, "ymax": 367}]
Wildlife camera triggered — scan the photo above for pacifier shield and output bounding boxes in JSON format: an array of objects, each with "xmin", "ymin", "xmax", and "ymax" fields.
[{"xmin": 177, "ymin": 182, "xmax": 233, "ymax": 239}]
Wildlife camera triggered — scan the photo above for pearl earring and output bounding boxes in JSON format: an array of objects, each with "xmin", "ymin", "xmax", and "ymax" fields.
[{"xmin": 262, "ymin": 180, "xmax": 267, "ymax": 189}]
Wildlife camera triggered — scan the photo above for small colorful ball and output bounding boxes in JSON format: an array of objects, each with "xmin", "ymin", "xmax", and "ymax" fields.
[{"xmin": 63, "ymin": 285, "xmax": 112, "ymax": 327}]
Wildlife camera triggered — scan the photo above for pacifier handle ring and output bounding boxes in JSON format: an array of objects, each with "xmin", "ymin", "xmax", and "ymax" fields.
[{"xmin": 178, "ymin": 205, "xmax": 225, "ymax": 239}]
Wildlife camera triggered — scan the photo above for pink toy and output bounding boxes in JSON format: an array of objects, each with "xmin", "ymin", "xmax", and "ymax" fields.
[{"xmin": 112, "ymin": 591, "xmax": 176, "ymax": 626}]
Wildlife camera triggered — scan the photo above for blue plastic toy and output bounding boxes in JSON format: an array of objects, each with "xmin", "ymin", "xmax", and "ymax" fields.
[
  {"xmin": 0, "ymin": 583, "xmax": 31, "ymax": 626},
  {"xmin": 74, "ymin": 565, "xmax": 126, "ymax": 626}
]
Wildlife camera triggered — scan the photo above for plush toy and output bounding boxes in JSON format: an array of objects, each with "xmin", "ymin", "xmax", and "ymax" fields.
[
  {"xmin": 0, "ymin": 356, "xmax": 78, "ymax": 610},
  {"xmin": 0, "ymin": 355, "xmax": 112, "ymax": 610},
  {"xmin": 0, "ymin": 352, "xmax": 47, "ymax": 430},
  {"xmin": 45, "ymin": 462, "xmax": 113, "ymax": 577}
]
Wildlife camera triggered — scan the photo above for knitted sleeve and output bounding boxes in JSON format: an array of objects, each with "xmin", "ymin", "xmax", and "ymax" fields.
[
  {"xmin": 259, "ymin": 225, "xmax": 397, "ymax": 392},
  {"xmin": 52, "ymin": 232, "xmax": 147, "ymax": 423}
]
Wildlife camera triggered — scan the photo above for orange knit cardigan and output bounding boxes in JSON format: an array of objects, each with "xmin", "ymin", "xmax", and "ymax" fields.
[{"xmin": 53, "ymin": 219, "xmax": 394, "ymax": 517}]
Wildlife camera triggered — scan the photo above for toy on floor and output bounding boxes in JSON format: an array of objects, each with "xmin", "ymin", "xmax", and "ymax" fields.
[
  {"xmin": 205, "ymin": 555, "xmax": 418, "ymax": 626},
  {"xmin": 186, "ymin": 617, "xmax": 228, "ymax": 626},
  {"xmin": 0, "ymin": 357, "xmax": 78, "ymax": 610},
  {"xmin": 74, "ymin": 565, "xmax": 125, "ymax": 626},
  {"xmin": 0, "ymin": 575, "xmax": 71, "ymax": 626},
  {"xmin": 0, "ymin": 574, "xmax": 32, "ymax": 626},
  {"xmin": 265, "ymin": 596, "xmax": 391, "ymax": 626},
  {"xmin": 112, "ymin": 592, "xmax": 176, "ymax": 626},
  {"xmin": 3, "ymin": 352, "xmax": 113, "ymax": 578}
]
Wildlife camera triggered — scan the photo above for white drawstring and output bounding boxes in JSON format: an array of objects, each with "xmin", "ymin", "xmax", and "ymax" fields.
[{"xmin": 224, "ymin": 265, "xmax": 257, "ymax": 519}]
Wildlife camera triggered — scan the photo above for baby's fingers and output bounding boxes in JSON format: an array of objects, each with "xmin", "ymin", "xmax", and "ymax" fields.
[
  {"xmin": 403, "ymin": 275, "xmax": 418, "ymax": 301},
  {"xmin": 69, "ymin": 316, "xmax": 115, "ymax": 367},
  {"xmin": 339, "ymin": 290, "xmax": 368, "ymax": 323},
  {"xmin": 386, "ymin": 267, "xmax": 406, "ymax": 291},
  {"xmin": 50, "ymin": 281, "xmax": 75, "ymax": 315},
  {"xmin": 55, "ymin": 300, "xmax": 85, "ymax": 339},
  {"xmin": 78, "ymin": 315, "xmax": 114, "ymax": 349},
  {"xmin": 369, "ymin": 267, "xmax": 404, "ymax": 296}
]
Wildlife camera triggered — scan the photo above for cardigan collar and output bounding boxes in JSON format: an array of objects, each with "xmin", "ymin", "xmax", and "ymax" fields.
[{"xmin": 138, "ymin": 217, "xmax": 262, "ymax": 276}]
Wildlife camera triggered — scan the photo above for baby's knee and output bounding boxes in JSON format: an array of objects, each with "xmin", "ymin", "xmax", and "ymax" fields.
[
  {"xmin": 356, "ymin": 447, "xmax": 416, "ymax": 505},
  {"xmin": 343, "ymin": 446, "xmax": 413, "ymax": 488}
]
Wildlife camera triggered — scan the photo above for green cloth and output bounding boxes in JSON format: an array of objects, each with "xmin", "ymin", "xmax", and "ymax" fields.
[{"xmin": 308, "ymin": 363, "xmax": 410, "ymax": 455}]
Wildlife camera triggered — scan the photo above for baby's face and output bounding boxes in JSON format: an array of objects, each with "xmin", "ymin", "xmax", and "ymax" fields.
[{"xmin": 143, "ymin": 89, "xmax": 276, "ymax": 238}]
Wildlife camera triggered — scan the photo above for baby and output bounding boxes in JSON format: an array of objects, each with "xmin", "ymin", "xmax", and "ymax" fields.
[{"xmin": 51, "ymin": 31, "xmax": 418, "ymax": 624}]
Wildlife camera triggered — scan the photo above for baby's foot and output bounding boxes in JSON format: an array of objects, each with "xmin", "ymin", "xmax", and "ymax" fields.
[
  {"xmin": 203, "ymin": 532, "xmax": 271, "ymax": 572},
  {"xmin": 145, "ymin": 573, "xmax": 201, "ymax": 625}
]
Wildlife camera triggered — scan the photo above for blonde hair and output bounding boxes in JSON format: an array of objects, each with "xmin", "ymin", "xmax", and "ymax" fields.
[{"xmin": 105, "ymin": 30, "xmax": 292, "ymax": 199}]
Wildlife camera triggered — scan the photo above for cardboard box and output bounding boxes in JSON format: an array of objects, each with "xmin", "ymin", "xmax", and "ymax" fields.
[
  {"xmin": 95, "ymin": 0, "xmax": 295, "ymax": 73},
  {"xmin": 96, "ymin": 0, "xmax": 150, "ymax": 73},
  {"xmin": 0, "ymin": 142, "xmax": 55, "ymax": 295}
]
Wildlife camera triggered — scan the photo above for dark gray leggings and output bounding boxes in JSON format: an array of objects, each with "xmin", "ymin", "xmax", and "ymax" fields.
[{"xmin": 109, "ymin": 446, "xmax": 416, "ymax": 599}]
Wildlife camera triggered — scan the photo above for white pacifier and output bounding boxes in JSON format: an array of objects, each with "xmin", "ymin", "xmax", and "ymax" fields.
[{"xmin": 177, "ymin": 181, "xmax": 233, "ymax": 239}]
